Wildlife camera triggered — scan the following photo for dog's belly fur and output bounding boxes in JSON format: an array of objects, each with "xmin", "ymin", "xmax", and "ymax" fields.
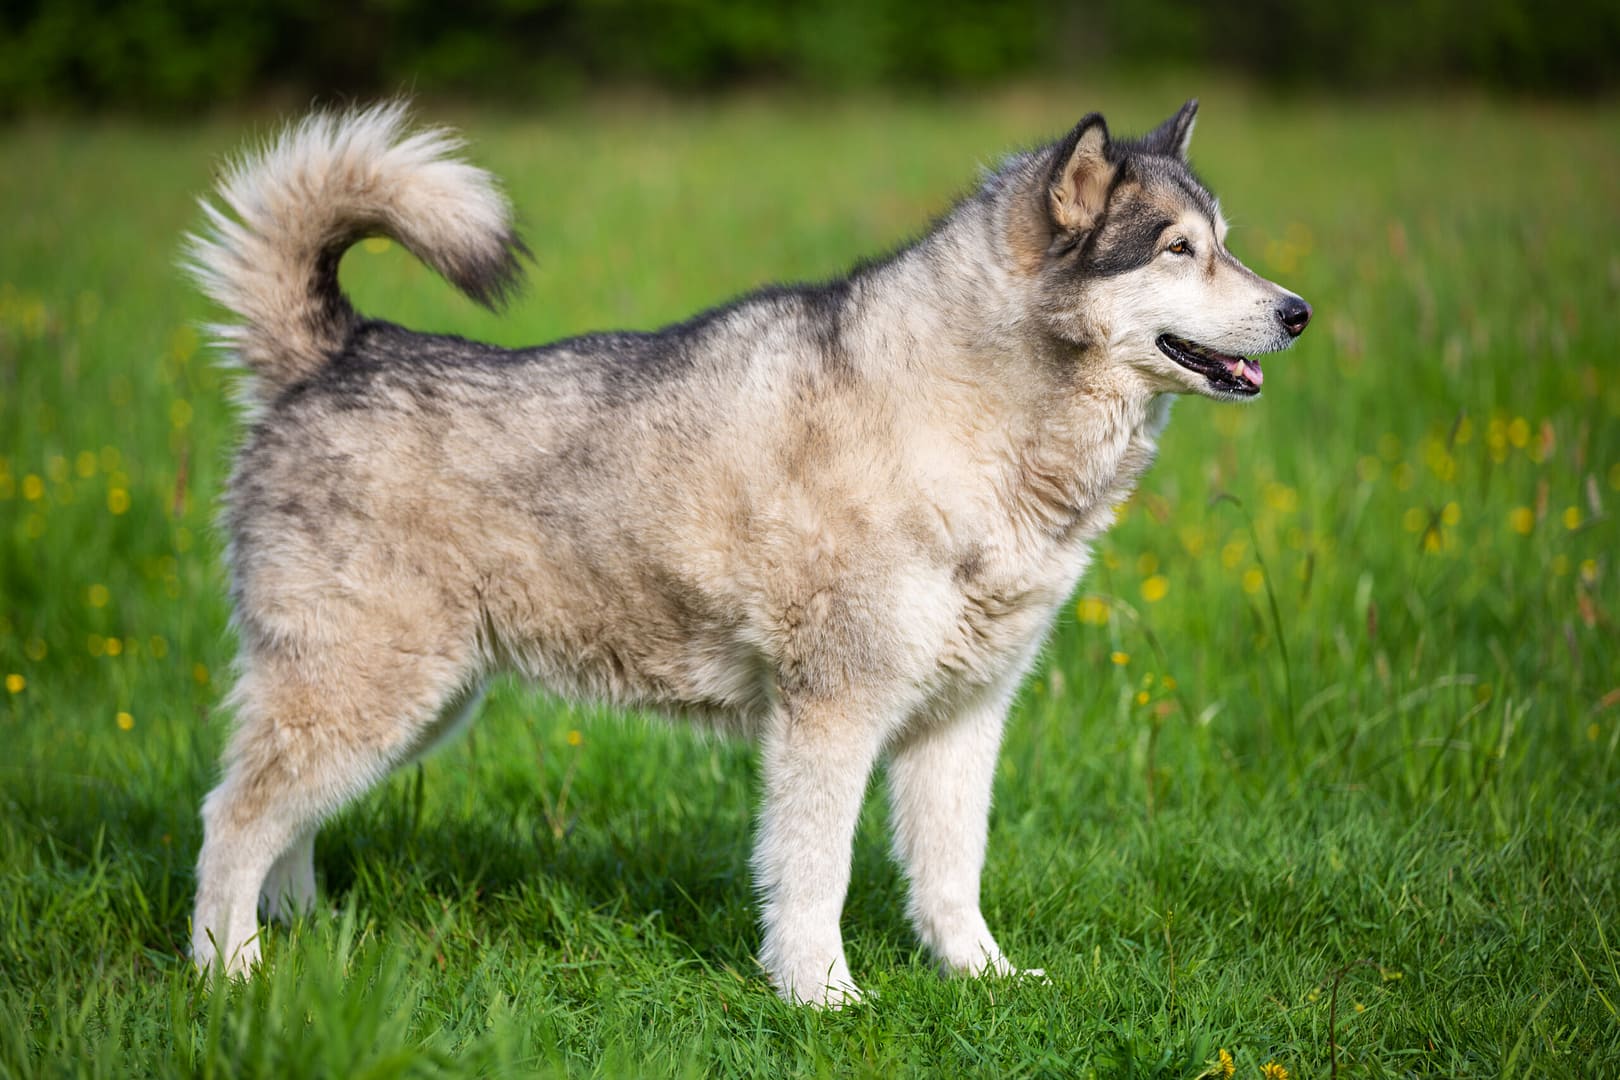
[{"xmin": 228, "ymin": 320, "xmax": 1110, "ymax": 744}]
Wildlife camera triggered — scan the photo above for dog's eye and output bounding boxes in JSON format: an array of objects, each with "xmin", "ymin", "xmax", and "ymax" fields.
[{"xmin": 1166, "ymin": 238, "xmax": 1192, "ymax": 256}]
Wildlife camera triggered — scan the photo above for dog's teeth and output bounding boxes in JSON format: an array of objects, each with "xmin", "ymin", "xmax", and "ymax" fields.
[{"xmin": 1224, "ymin": 358, "xmax": 1243, "ymax": 378}]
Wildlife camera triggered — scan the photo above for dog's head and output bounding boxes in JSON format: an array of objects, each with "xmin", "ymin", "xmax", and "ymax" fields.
[{"xmin": 1011, "ymin": 100, "xmax": 1310, "ymax": 400}]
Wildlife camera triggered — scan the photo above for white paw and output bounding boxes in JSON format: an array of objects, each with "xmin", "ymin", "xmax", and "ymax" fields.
[
  {"xmin": 936, "ymin": 939, "xmax": 1014, "ymax": 977},
  {"xmin": 771, "ymin": 957, "xmax": 864, "ymax": 1008},
  {"xmin": 193, "ymin": 930, "xmax": 261, "ymax": 977},
  {"xmin": 787, "ymin": 977, "xmax": 864, "ymax": 1010}
]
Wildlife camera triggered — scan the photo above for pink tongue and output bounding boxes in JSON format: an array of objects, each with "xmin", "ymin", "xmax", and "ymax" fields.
[{"xmin": 1224, "ymin": 357, "xmax": 1263, "ymax": 387}]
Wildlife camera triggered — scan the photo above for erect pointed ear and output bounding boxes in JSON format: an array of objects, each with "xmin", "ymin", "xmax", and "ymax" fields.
[
  {"xmin": 1143, "ymin": 98, "xmax": 1198, "ymax": 160},
  {"xmin": 1047, "ymin": 114, "xmax": 1115, "ymax": 234}
]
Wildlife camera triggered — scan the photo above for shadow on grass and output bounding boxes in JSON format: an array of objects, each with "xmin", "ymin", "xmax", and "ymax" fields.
[
  {"xmin": 317, "ymin": 765, "xmax": 913, "ymax": 976},
  {"xmin": 13, "ymin": 720, "xmax": 915, "ymax": 983}
]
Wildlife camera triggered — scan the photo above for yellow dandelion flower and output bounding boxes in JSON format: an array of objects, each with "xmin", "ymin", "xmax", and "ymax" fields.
[
  {"xmin": 1441, "ymin": 501, "xmax": 1461, "ymax": 526},
  {"xmin": 4, "ymin": 674, "xmax": 24, "ymax": 694},
  {"xmin": 1216, "ymin": 1048, "xmax": 1235, "ymax": 1079},
  {"xmin": 170, "ymin": 324, "xmax": 198, "ymax": 362},
  {"xmin": 1076, "ymin": 596, "xmax": 1110, "ymax": 625},
  {"xmin": 1402, "ymin": 506, "xmax": 1427, "ymax": 533},
  {"xmin": 1507, "ymin": 507, "xmax": 1534, "ymax": 535},
  {"xmin": 108, "ymin": 488, "xmax": 130, "ymax": 514},
  {"xmin": 1562, "ymin": 505, "xmax": 1582, "ymax": 530},
  {"xmin": 1110, "ymin": 651, "xmax": 1130, "ymax": 666},
  {"xmin": 105, "ymin": 637, "xmax": 123, "ymax": 657},
  {"xmin": 1580, "ymin": 559, "xmax": 1598, "ymax": 583},
  {"xmin": 1141, "ymin": 574, "xmax": 1169, "ymax": 603},
  {"xmin": 149, "ymin": 636, "xmax": 169, "ymax": 659},
  {"xmin": 1264, "ymin": 482, "xmax": 1298, "ymax": 513},
  {"xmin": 566, "ymin": 728, "xmax": 584, "ymax": 747},
  {"xmin": 116, "ymin": 711, "xmax": 134, "ymax": 731},
  {"xmin": 1162, "ymin": 675, "xmax": 1177, "ymax": 691},
  {"xmin": 87, "ymin": 583, "xmax": 110, "ymax": 608},
  {"xmin": 1354, "ymin": 1001, "xmax": 1366, "ymax": 1013},
  {"xmin": 1242, "ymin": 567, "xmax": 1265, "ymax": 595},
  {"xmin": 22, "ymin": 474, "xmax": 44, "ymax": 501},
  {"xmin": 75, "ymin": 450, "xmax": 97, "ymax": 478},
  {"xmin": 1221, "ymin": 539, "xmax": 1246, "ymax": 570},
  {"xmin": 1135, "ymin": 690, "xmax": 1150, "ymax": 706},
  {"xmin": 1261, "ymin": 1063, "xmax": 1289, "ymax": 1080},
  {"xmin": 1507, "ymin": 417, "xmax": 1530, "ymax": 448}
]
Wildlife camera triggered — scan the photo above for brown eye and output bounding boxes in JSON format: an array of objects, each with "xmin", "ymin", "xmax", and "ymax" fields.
[{"xmin": 1167, "ymin": 238, "xmax": 1192, "ymax": 256}]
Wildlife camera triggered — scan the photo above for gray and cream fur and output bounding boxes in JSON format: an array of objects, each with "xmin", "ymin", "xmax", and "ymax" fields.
[{"xmin": 185, "ymin": 99, "xmax": 1309, "ymax": 1005}]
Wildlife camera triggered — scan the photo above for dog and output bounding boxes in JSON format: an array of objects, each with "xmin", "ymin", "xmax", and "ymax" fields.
[{"xmin": 184, "ymin": 98, "xmax": 1310, "ymax": 1005}]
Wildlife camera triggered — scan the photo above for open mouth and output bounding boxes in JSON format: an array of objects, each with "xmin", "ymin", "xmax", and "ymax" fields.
[{"xmin": 1156, "ymin": 335, "xmax": 1263, "ymax": 396}]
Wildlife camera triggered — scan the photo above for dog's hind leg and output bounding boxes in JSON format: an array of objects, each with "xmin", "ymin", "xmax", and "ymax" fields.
[
  {"xmin": 193, "ymin": 641, "xmax": 471, "ymax": 976},
  {"xmin": 887, "ymin": 689, "xmax": 1020, "ymax": 978},
  {"xmin": 251, "ymin": 681, "xmax": 481, "ymax": 928},
  {"xmin": 258, "ymin": 829, "xmax": 317, "ymax": 924}
]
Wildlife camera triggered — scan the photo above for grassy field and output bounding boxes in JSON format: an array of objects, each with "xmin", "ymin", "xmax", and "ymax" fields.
[{"xmin": 2, "ymin": 85, "xmax": 1618, "ymax": 1077}]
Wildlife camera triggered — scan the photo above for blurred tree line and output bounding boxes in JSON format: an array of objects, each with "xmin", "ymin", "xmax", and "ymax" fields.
[{"xmin": 3, "ymin": 0, "xmax": 1616, "ymax": 112}]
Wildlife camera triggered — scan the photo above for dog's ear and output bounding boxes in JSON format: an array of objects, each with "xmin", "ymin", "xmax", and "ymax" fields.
[
  {"xmin": 1048, "ymin": 114, "xmax": 1114, "ymax": 234},
  {"xmin": 1142, "ymin": 98, "xmax": 1198, "ymax": 160}
]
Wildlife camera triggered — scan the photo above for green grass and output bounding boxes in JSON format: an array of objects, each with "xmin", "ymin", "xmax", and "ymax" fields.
[{"xmin": 3, "ymin": 85, "xmax": 1619, "ymax": 1077}]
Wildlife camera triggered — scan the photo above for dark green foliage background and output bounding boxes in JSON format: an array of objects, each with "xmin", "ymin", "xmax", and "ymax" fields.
[{"xmin": 4, "ymin": 0, "xmax": 1619, "ymax": 113}]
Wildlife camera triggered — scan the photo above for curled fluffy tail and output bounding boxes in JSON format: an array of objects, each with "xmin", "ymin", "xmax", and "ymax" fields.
[{"xmin": 184, "ymin": 101, "xmax": 527, "ymax": 399}]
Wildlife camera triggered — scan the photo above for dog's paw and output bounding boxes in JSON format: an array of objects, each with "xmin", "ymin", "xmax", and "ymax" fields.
[
  {"xmin": 935, "ymin": 939, "xmax": 1014, "ymax": 978},
  {"xmin": 772, "ymin": 961, "xmax": 864, "ymax": 1009},
  {"xmin": 793, "ymin": 979, "xmax": 865, "ymax": 1010},
  {"xmin": 192, "ymin": 931, "xmax": 261, "ymax": 978}
]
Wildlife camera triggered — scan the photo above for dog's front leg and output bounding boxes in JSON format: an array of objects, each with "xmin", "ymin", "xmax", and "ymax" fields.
[
  {"xmin": 752, "ymin": 696, "xmax": 886, "ymax": 1006},
  {"xmin": 887, "ymin": 693, "xmax": 1020, "ymax": 977}
]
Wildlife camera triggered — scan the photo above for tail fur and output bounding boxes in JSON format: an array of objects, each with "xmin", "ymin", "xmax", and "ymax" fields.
[{"xmin": 183, "ymin": 101, "xmax": 527, "ymax": 400}]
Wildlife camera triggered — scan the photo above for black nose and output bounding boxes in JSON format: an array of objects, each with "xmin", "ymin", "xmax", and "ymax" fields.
[{"xmin": 1277, "ymin": 297, "xmax": 1312, "ymax": 337}]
